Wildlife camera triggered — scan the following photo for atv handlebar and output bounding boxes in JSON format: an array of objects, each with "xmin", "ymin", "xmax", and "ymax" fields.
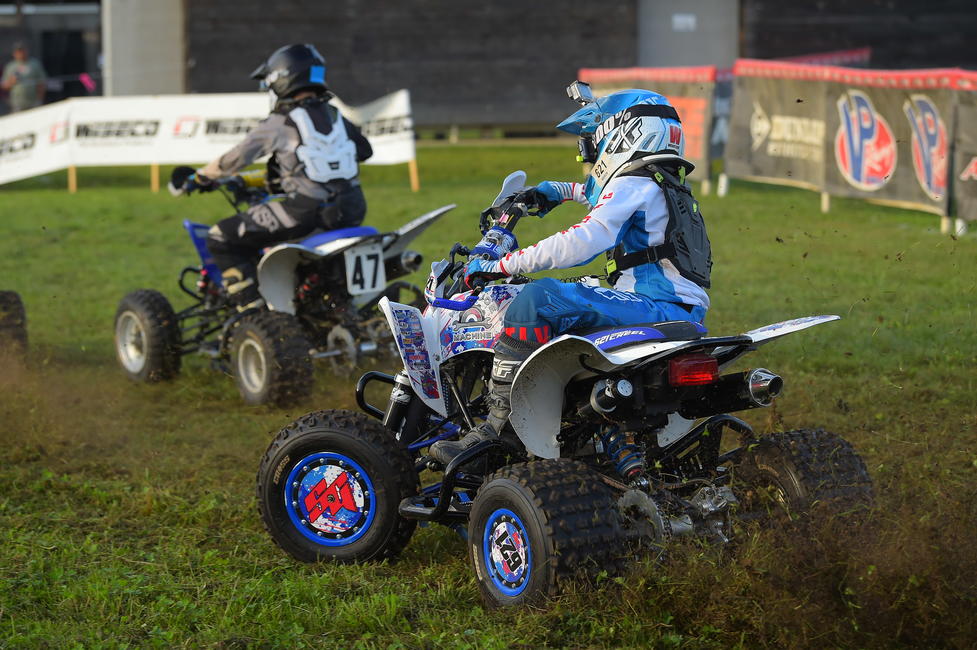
[
  {"xmin": 168, "ymin": 165, "xmax": 273, "ymax": 208},
  {"xmin": 431, "ymin": 290, "xmax": 482, "ymax": 311},
  {"xmin": 426, "ymin": 195, "xmax": 529, "ymax": 311}
]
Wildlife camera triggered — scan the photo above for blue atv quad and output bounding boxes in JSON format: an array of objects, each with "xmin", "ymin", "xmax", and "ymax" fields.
[{"xmin": 113, "ymin": 167, "xmax": 453, "ymax": 405}]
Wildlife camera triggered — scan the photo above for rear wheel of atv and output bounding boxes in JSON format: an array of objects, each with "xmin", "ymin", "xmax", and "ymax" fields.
[
  {"xmin": 468, "ymin": 459, "xmax": 626, "ymax": 609},
  {"xmin": 114, "ymin": 290, "xmax": 181, "ymax": 382},
  {"xmin": 735, "ymin": 428, "xmax": 873, "ymax": 521},
  {"xmin": 256, "ymin": 409, "xmax": 418, "ymax": 563},
  {"xmin": 0, "ymin": 291, "xmax": 27, "ymax": 355},
  {"xmin": 229, "ymin": 311, "xmax": 313, "ymax": 406}
]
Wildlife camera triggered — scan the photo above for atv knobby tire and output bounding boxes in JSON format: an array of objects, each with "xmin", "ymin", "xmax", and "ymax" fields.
[
  {"xmin": 468, "ymin": 459, "xmax": 627, "ymax": 609},
  {"xmin": 256, "ymin": 409, "xmax": 418, "ymax": 563},
  {"xmin": 736, "ymin": 428, "xmax": 873, "ymax": 520},
  {"xmin": 114, "ymin": 289, "xmax": 181, "ymax": 382},
  {"xmin": 229, "ymin": 311, "xmax": 313, "ymax": 406},
  {"xmin": 0, "ymin": 291, "xmax": 27, "ymax": 355}
]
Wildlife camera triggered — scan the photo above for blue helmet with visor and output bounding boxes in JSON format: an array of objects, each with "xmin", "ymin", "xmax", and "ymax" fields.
[{"xmin": 557, "ymin": 82, "xmax": 685, "ymax": 205}]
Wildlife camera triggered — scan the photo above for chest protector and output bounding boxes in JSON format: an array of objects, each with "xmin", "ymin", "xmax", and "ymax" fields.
[
  {"xmin": 288, "ymin": 106, "xmax": 358, "ymax": 183},
  {"xmin": 606, "ymin": 162, "xmax": 712, "ymax": 289}
]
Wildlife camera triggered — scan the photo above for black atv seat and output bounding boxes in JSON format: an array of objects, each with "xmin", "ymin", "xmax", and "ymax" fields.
[{"xmin": 578, "ymin": 320, "xmax": 707, "ymax": 352}]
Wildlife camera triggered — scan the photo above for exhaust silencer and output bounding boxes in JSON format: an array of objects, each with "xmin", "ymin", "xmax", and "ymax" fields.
[
  {"xmin": 679, "ymin": 368, "xmax": 784, "ymax": 418},
  {"xmin": 385, "ymin": 250, "xmax": 424, "ymax": 279},
  {"xmin": 746, "ymin": 368, "xmax": 783, "ymax": 406}
]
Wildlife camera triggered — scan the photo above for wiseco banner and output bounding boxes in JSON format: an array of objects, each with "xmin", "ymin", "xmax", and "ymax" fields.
[
  {"xmin": 726, "ymin": 60, "xmax": 977, "ymax": 217},
  {"xmin": 0, "ymin": 90, "xmax": 416, "ymax": 186},
  {"xmin": 580, "ymin": 66, "xmax": 716, "ymax": 173}
]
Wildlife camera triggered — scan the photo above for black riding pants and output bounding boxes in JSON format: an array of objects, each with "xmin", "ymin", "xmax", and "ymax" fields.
[{"xmin": 206, "ymin": 183, "xmax": 367, "ymax": 275}]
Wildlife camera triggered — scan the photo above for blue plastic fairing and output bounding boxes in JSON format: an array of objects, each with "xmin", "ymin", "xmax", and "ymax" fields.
[
  {"xmin": 183, "ymin": 220, "xmax": 222, "ymax": 286},
  {"xmin": 299, "ymin": 226, "xmax": 379, "ymax": 249}
]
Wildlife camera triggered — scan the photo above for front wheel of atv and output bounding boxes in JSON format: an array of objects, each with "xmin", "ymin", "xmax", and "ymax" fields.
[
  {"xmin": 114, "ymin": 290, "xmax": 181, "ymax": 382},
  {"xmin": 229, "ymin": 311, "xmax": 313, "ymax": 406},
  {"xmin": 468, "ymin": 459, "xmax": 626, "ymax": 609},
  {"xmin": 256, "ymin": 409, "xmax": 418, "ymax": 563},
  {"xmin": 734, "ymin": 428, "xmax": 874, "ymax": 521},
  {"xmin": 0, "ymin": 290, "xmax": 28, "ymax": 355}
]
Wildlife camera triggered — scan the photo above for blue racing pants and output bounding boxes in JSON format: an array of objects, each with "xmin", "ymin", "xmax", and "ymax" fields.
[{"xmin": 502, "ymin": 278, "xmax": 707, "ymax": 345}]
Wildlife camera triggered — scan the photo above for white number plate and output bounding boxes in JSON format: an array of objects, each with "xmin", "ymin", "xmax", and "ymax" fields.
[{"xmin": 344, "ymin": 242, "xmax": 386, "ymax": 296}]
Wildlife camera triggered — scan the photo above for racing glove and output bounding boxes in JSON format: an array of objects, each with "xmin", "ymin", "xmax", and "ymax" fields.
[
  {"xmin": 514, "ymin": 181, "xmax": 587, "ymax": 216},
  {"xmin": 463, "ymin": 258, "xmax": 506, "ymax": 289},
  {"xmin": 192, "ymin": 170, "xmax": 218, "ymax": 192}
]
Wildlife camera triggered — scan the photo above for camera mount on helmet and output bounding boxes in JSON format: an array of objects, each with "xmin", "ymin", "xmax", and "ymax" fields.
[{"xmin": 567, "ymin": 80, "xmax": 595, "ymax": 106}]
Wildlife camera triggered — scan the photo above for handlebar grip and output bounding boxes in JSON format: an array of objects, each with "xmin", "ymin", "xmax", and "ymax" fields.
[
  {"xmin": 469, "ymin": 276, "xmax": 489, "ymax": 292},
  {"xmin": 431, "ymin": 291, "xmax": 481, "ymax": 311}
]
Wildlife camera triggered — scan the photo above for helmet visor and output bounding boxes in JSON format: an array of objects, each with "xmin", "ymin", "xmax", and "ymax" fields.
[
  {"xmin": 250, "ymin": 61, "xmax": 269, "ymax": 81},
  {"xmin": 556, "ymin": 89, "xmax": 675, "ymax": 136}
]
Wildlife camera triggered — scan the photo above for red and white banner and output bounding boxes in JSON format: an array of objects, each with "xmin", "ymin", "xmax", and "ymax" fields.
[{"xmin": 0, "ymin": 89, "xmax": 415, "ymax": 185}]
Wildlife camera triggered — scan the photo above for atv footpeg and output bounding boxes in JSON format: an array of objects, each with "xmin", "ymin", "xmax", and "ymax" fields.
[
  {"xmin": 398, "ymin": 494, "xmax": 472, "ymax": 522},
  {"xmin": 403, "ymin": 439, "xmax": 502, "ymax": 523}
]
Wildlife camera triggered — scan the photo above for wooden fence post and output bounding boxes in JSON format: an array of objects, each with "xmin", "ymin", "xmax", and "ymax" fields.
[{"xmin": 408, "ymin": 158, "xmax": 420, "ymax": 192}]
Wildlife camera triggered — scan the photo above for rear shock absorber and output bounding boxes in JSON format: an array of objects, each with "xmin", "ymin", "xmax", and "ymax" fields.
[{"xmin": 600, "ymin": 427, "xmax": 646, "ymax": 484}]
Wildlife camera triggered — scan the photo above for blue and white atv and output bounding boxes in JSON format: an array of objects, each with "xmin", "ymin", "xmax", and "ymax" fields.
[
  {"xmin": 113, "ymin": 167, "xmax": 453, "ymax": 405},
  {"xmin": 256, "ymin": 172, "xmax": 873, "ymax": 607}
]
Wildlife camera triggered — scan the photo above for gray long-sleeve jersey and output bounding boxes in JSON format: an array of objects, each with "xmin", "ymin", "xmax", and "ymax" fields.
[{"xmin": 200, "ymin": 99, "xmax": 372, "ymax": 201}]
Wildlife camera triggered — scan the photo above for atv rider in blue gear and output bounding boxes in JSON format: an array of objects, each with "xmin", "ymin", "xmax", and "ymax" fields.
[
  {"xmin": 197, "ymin": 43, "xmax": 373, "ymax": 311},
  {"xmin": 431, "ymin": 84, "xmax": 711, "ymax": 465}
]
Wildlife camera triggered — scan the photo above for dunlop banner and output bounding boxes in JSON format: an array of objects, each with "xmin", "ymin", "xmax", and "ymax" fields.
[
  {"xmin": 725, "ymin": 67, "xmax": 826, "ymax": 191},
  {"xmin": 579, "ymin": 66, "xmax": 716, "ymax": 173}
]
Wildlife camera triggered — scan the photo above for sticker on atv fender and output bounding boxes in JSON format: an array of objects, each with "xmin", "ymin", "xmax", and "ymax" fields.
[
  {"xmin": 583, "ymin": 326, "xmax": 666, "ymax": 350},
  {"xmin": 344, "ymin": 242, "xmax": 386, "ymax": 295}
]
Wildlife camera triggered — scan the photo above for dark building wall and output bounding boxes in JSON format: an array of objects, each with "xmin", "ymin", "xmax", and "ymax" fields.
[
  {"xmin": 185, "ymin": 0, "xmax": 638, "ymax": 127},
  {"xmin": 742, "ymin": 0, "xmax": 977, "ymax": 70}
]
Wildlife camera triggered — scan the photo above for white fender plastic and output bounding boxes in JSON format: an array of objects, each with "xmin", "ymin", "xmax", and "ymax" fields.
[
  {"xmin": 256, "ymin": 204, "xmax": 455, "ymax": 314},
  {"xmin": 509, "ymin": 334, "xmax": 690, "ymax": 459},
  {"xmin": 388, "ymin": 204, "xmax": 456, "ymax": 258},
  {"xmin": 745, "ymin": 315, "xmax": 840, "ymax": 344},
  {"xmin": 508, "ymin": 315, "xmax": 841, "ymax": 459},
  {"xmin": 257, "ymin": 237, "xmax": 367, "ymax": 313}
]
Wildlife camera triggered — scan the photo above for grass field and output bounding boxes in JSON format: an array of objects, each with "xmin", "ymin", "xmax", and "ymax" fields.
[{"xmin": 1, "ymin": 144, "xmax": 976, "ymax": 648}]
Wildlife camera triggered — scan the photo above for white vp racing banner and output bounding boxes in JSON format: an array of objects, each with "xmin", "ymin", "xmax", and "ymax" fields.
[{"xmin": 0, "ymin": 89, "xmax": 415, "ymax": 185}]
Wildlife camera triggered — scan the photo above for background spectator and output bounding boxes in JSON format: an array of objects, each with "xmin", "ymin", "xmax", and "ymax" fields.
[{"xmin": 1, "ymin": 41, "xmax": 47, "ymax": 112}]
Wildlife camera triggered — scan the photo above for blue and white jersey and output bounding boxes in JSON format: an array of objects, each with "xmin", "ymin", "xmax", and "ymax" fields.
[{"xmin": 497, "ymin": 175, "xmax": 709, "ymax": 310}]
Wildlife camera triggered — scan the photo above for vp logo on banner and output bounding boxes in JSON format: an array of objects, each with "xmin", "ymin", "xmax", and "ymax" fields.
[
  {"xmin": 903, "ymin": 94, "xmax": 948, "ymax": 201},
  {"xmin": 835, "ymin": 90, "xmax": 896, "ymax": 192}
]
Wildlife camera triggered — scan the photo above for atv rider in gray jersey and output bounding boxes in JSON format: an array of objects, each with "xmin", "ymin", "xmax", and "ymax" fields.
[{"xmin": 197, "ymin": 43, "xmax": 373, "ymax": 311}]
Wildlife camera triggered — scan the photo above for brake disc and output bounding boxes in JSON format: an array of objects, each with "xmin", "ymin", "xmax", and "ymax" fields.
[
  {"xmin": 618, "ymin": 489, "xmax": 672, "ymax": 559},
  {"xmin": 326, "ymin": 324, "xmax": 358, "ymax": 375}
]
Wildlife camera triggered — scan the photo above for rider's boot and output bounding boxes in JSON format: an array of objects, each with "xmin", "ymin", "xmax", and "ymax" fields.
[
  {"xmin": 223, "ymin": 265, "xmax": 266, "ymax": 312},
  {"xmin": 429, "ymin": 335, "xmax": 532, "ymax": 465}
]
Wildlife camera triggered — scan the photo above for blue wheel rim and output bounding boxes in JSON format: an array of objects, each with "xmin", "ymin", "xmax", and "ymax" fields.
[
  {"xmin": 284, "ymin": 452, "xmax": 377, "ymax": 547},
  {"xmin": 482, "ymin": 508, "xmax": 532, "ymax": 596}
]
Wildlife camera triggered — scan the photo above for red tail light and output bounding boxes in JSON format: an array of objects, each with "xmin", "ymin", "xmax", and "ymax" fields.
[{"xmin": 668, "ymin": 354, "xmax": 719, "ymax": 386}]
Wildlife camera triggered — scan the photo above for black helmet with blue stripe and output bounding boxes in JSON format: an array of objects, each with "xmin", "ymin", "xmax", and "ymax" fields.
[{"xmin": 251, "ymin": 44, "xmax": 327, "ymax": 99}]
